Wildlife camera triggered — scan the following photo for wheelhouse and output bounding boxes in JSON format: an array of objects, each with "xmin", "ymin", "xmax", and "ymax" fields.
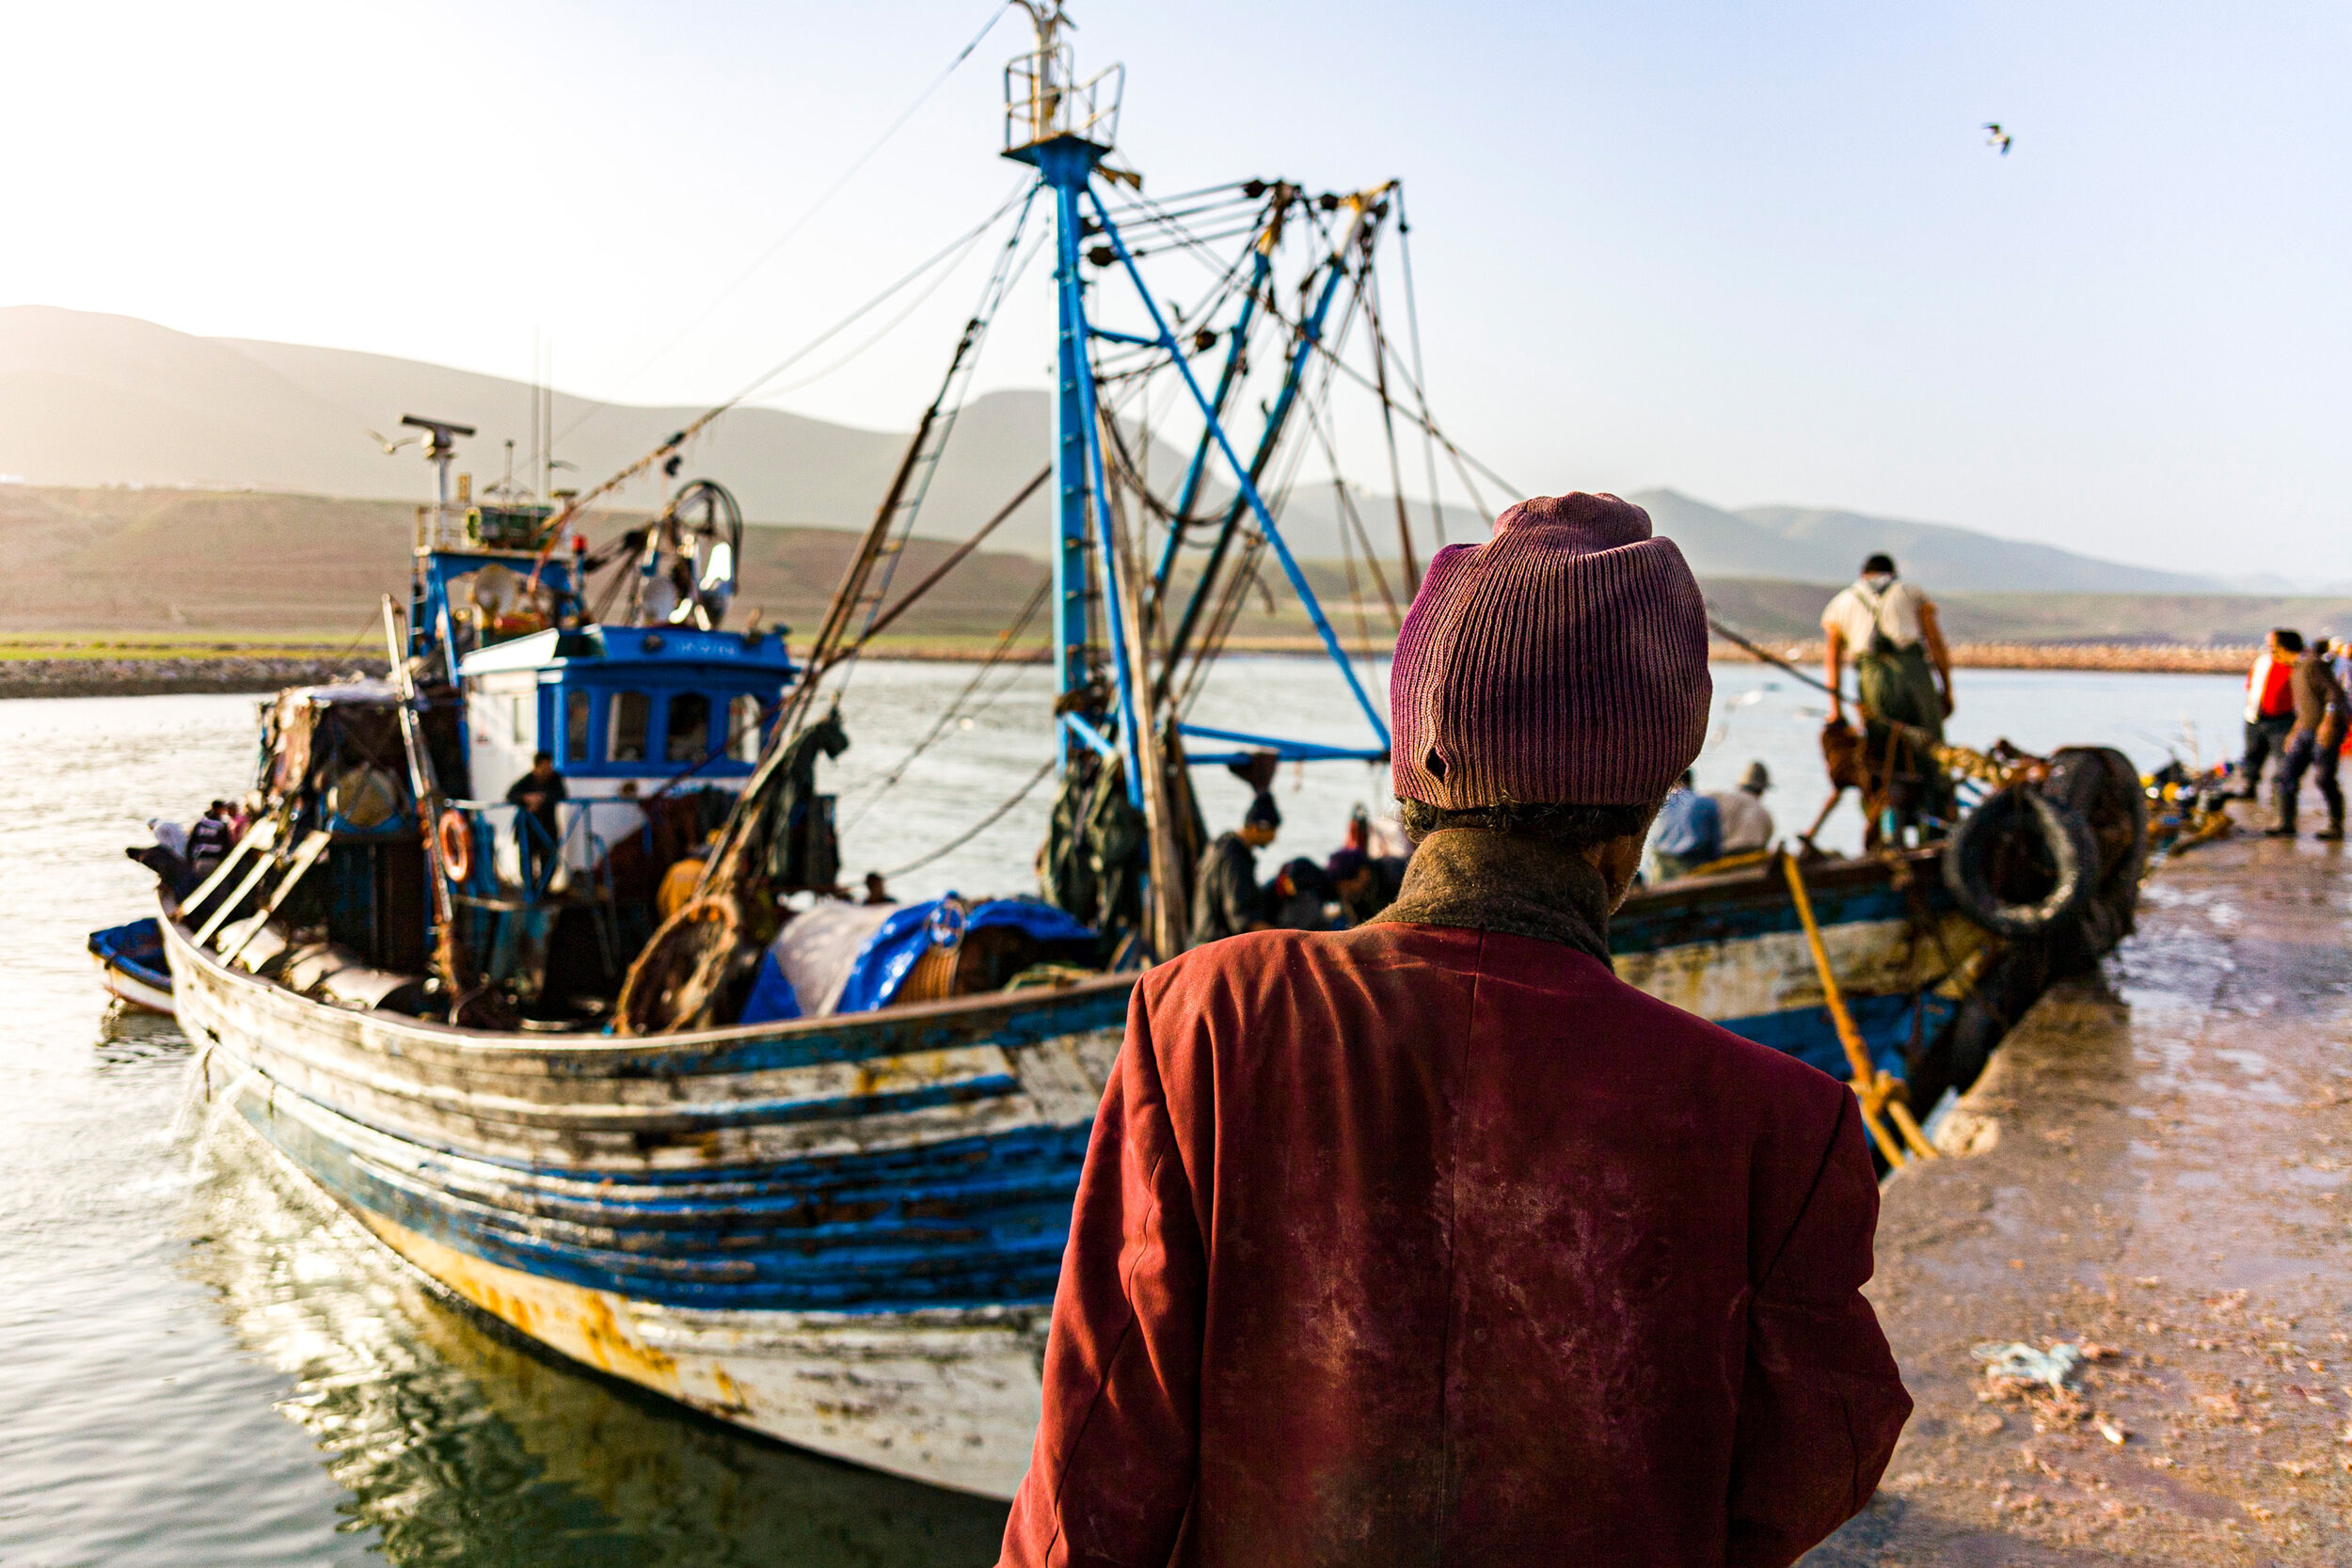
[{"xmin": 456, "ymin": 625, "xmax": 796, "ymax": 804}]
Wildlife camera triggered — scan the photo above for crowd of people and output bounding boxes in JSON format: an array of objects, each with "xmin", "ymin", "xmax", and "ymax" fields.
[
  {"xmin": 133, "ymin": 796, "xmax": 257, "ymax": 895},
  {"xmin": 2239, "ymin": 626, "xmax": 2351, "ymax": 840},
  {"xmin": 1186, "ymin": 795, "xmax": 1415, "ymax": 946},
  {"xmin": 1186, "ymin": 752, "xmax": 1789, "ymax": 942}
]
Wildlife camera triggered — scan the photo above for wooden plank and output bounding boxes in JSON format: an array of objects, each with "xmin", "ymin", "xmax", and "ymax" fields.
[
  {"xmin": 178, "ymin": 816, "xmax": 277, "ymax": 927},
  {"xmin": 215, "ymin": 831, "xmax": 333, "ymax": 965},
  {"xmin": 193, "ymin": 843, "xmax": 286, "ymax": 947}
]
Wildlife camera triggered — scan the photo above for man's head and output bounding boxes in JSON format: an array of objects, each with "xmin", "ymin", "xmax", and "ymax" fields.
[
  {"xmin": 1859, "ymin": 553, "xmax": 1897, "ymax": 591},
  {"xmin": 2275, "ymin": 628, "xmax": 2307, "ymax": 657},
  {"xmin": 207, "ymin": 799, "xmax": 228, "ymax": 817},
  {"xmin": 531, "ymin": 750, "xmax": 556, "ymax": 777},
  {"xmin": 1240, "ymin": 791, "xmax": 1280, "ymax": 848},
  {"xmin": 1325, "ymin": 847, "xmax": 1376, "ymax": 902},
  {"xmin": 1741, "ymin": 760, "xmax": 1771, "ymax": 795},
  {"xmin": 1388, "ymin": 492, "xmax": 1709, "ymax": 909}
]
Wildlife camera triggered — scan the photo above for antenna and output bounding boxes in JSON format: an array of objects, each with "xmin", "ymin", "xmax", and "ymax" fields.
[{"xmin": 400, "ymin": 414, "xmax": 476, "ymax": 510}]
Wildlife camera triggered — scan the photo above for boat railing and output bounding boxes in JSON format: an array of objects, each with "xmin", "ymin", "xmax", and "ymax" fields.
[{"xmin": 1003, "ymin": 43, "xmax": 1121, "ymax": 151}]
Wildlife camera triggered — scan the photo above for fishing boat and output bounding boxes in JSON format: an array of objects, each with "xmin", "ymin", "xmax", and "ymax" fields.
[
  {"xmin": 146, "ymin": 5, "xmax": 2142, "ymax": 1499},
  {"xmin": 89, "ymin": 917, "xmax": 173, "ymax": 1013}
]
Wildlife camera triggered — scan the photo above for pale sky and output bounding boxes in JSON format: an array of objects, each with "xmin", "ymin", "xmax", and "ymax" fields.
[{"xmin": 5, "ymin": 1, "xmax": 2347, "ymax": 580}]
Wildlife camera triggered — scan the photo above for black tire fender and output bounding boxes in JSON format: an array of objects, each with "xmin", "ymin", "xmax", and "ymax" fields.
[
  {"xmin": 2041, "ymin": 744, "xmax": 2151, "ymax": 911},
  {"xmin": 1941, "ymin": 784, "xmax": 2100, "ymax": 938}
]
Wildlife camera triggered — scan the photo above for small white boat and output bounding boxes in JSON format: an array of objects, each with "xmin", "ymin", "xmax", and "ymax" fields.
[{"xmin": 89, "ymin": 917, "xmax": 174, "ymax": 1013}]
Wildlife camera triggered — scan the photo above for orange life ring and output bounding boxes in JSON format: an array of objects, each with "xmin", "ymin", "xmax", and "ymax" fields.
[{"xmin": 437, "ymin": 809, "xmax": 473, "ymax": 881}]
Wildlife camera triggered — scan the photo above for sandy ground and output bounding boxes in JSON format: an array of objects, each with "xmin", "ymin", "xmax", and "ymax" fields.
[{"xmin": 1804, "ymin": 800, "xmax": 2352, "ymax": 1565}]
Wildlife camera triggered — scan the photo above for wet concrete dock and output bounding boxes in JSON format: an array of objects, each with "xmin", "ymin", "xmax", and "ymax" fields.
[{"xmin": 1805, "ymin": 807, "xmax": 2352, "ymax": 1565}]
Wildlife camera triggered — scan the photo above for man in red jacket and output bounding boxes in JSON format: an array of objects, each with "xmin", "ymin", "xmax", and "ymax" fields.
[{"xmin": 1001, "ymin": 493, "xmax": 1910, "ymax": 1568}]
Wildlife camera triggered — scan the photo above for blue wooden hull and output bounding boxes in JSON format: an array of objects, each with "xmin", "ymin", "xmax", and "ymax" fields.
[{"xmin": 166, "ymin": 847, "xmax": 1996, "ymax": 1496}]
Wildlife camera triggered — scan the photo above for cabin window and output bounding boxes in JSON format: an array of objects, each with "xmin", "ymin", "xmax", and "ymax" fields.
[
  {"xmin": 666, "ymin": 691, "xmax": 712, "ymax": 764},
  {"xmin": 609, "ymin": 690, "xmax": 650, "ymax": 763},
  {"xmin": 729, "ymin": 694, "xmax": 765, "ymax": 763},
  {"xmin": 564, "ymin": 690, "xmax": 590, "ymax": 762}
]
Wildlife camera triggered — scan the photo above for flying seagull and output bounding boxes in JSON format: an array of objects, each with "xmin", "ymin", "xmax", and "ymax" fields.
[{"xmin": 1983, "ymin": 122, "xmax": 2012, "ymax": 155}]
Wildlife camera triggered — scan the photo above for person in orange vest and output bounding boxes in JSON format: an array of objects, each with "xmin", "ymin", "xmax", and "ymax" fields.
[{"xmin": 2236, "ymin": 629, "xmax": 2302, "ymax": 799}]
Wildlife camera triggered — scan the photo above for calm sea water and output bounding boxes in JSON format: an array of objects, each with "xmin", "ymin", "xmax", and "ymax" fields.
[{"xmin": 0, "ymin": 661, "xmax": 2245, "ymax": 1565}]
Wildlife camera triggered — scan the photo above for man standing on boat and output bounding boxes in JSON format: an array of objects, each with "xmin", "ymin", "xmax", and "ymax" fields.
[
  {"xmin": 1821, "ymin": 553, "xmax": 1956, "ymax": 836},
  {"xmin": 1187, "ymin": 792, "xmax": 1279, "ymax": 946},
  {"xmin": 506, "ymin": 752, "xmax": 568, "ymax": 890},
  {"xmin": 1821, "ymin": 553, "xmax": 1953, "ymax": 742},
  {"xmin": 1003, "ymin": 493, "xmax": 1908, "ymax": 1567}
]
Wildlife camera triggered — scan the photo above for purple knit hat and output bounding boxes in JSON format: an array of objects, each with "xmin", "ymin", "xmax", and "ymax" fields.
[{"xmin": 1390, "ymin": 493, "xmax": 1710, "ymax": 808}]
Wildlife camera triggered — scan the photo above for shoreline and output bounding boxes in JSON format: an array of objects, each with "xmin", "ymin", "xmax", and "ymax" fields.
[
  {"xmin": 0, "ymin": 639, "xmax": 2259, "ymax": 700},
  {"xmin": 1815, "ymin": 800, "xmax": 2352, "ymax": 1560}
]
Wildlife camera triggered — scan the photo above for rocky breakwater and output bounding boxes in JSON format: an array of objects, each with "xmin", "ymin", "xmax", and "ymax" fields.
[{"xmin": 0, "ymin": 656, "xmax": 389, "ymax": 700}]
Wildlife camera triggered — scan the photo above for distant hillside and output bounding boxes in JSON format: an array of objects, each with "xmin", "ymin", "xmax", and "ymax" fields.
[
  {"xmin": 0, "ymin": 305, "xmax": 2266, "ymax": 596},
  {"xmin": 9, "ymin": 484, "xmax": 2343, "ymax": 656},
  {"xmin": 1631, "ymin": 490, "xmax": 2229, "ymax": 596},
  {"xmin": 0, "ymin": 485, "xmax": 1045, "ymax": 640}
]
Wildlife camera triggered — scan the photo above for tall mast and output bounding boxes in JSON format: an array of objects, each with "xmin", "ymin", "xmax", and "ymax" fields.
[{"xmin": 1003, "ymin": 2, "xmax": 1122, "ymax": 774}]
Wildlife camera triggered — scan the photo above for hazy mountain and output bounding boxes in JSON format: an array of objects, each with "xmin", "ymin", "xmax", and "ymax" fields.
[
  {"xmin": 0, "ymin": 305, "xmax": 2255, "ymax": 595},
  {"xmin": 1630, "ymin": 490, "xmax": 2231, "ymax": 595},
  {"xmin": 1732, "ymin": 500, "xmax": 2227, "ymax": 595}
]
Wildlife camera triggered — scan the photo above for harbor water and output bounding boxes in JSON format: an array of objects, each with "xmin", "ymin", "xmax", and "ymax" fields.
[{"xmin": 0, "ymin": 661, "xmax": 2246, "ymax": 1565}]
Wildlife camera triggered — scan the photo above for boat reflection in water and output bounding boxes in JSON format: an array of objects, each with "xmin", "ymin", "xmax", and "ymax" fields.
[{"xmin": 177, "ymin": 1094, "xmax": 1010, "ymax": 1566}]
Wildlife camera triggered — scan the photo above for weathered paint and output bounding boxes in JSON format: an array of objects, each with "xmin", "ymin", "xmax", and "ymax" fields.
[
  {"xmin": 166, "ymin": 846, "xmax": 1990, "ymax": 1496},
  {"xmin": 95, "ymin": 955, "xmax": 175, "ymax": 1014}
]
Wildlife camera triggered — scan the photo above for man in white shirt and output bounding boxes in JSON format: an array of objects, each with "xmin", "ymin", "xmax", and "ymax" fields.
[
  {"xmin": 1820, "ymin": 553, "xmax": 1954, "ymax": 742},
  {"xmin": 1821, "ymin": 553, "xmax": 1957, "ymax": 842},
  {"xmin": 1709, "ymin": 760, "xmax": 1775, "ymax": 853}
]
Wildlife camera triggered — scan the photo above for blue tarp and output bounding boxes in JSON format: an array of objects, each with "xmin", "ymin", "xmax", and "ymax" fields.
[
  {"xmin": 835, "ymin": 895, "xmax": 1094, "ymax": 1015},
  {"xmin": 738, "ymin": 895, "xmax": 1093, "ymax": 1025},
  {"xmin": 87, "ymin": 918, "xmax": 169, "ymax": 988},
  {"xmin": 738, "ymin": 951, "xmax": 804, "ymax": 1025}
]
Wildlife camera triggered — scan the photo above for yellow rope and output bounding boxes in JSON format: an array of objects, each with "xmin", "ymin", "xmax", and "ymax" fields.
[{"xmin": 1778, "ymin": 850, "xmax": 1940, "ymax": 1166}]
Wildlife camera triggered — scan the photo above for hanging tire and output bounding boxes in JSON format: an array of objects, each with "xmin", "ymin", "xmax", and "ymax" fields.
[
  {"xmin": 1941, "ymin": 784, "xmax": 2100, "ymax": 939},
  {"xmin": 2042, "ymin": 745, "xmax": 2151, "ymax": 908}
]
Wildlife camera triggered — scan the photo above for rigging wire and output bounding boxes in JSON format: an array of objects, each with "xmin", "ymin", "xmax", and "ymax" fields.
[
  {"xmin": 809, "ymin": 191, "xmax": 1043, "ymax": 713},
  {"xmin": 539, "ymin": 179, "xmax": 1031, "ymax": 546},
  {"xmin": 722, "ymin": 179, "xmax": 1033, "ymax": 410},
  {"xmin": 1394, "ymin": 182, "xmax": 1449, "ymax": 553},
  {"xmin": 839, "ymin": 574, "xmax": 1052, "ymax": 828},
  {"xmin": 1705, "ymin": 610, "xmax": 1841, "ymax": 699},
  {"xmin": 877, "ymin": 756, "xmax": 1058, "ymax": 879},
  {"xmin": 554, "ymin": 0, "xmax": 1018, "ymax": 446}
]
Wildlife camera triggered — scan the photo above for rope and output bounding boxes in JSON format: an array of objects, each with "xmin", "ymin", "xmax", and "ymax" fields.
[
  {"xmin": 878, "ymin": 756, "xmax": 1056, "ymax": 879},
  {"xmin": 840, "ymin": 576, "xmax": 1051, "ymax": 827},
  {"xmin": 538, "ymin": 182, "xmax": 1032, "ymax": 552},
  {"xmin": 1396, "ymin": 182, "xmax": 1447, "ymax": 554},
  {"xmin": 1704, "ymin": 609, "xmax": 1845, "ymax": 701},
  {"xmin": 555, "ymin": 0, "xmax": 1017, "ymax": 444},
  {"xmin": 1778, "ymin": 850, "xmax": 1941, "ymax": 1164}
]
